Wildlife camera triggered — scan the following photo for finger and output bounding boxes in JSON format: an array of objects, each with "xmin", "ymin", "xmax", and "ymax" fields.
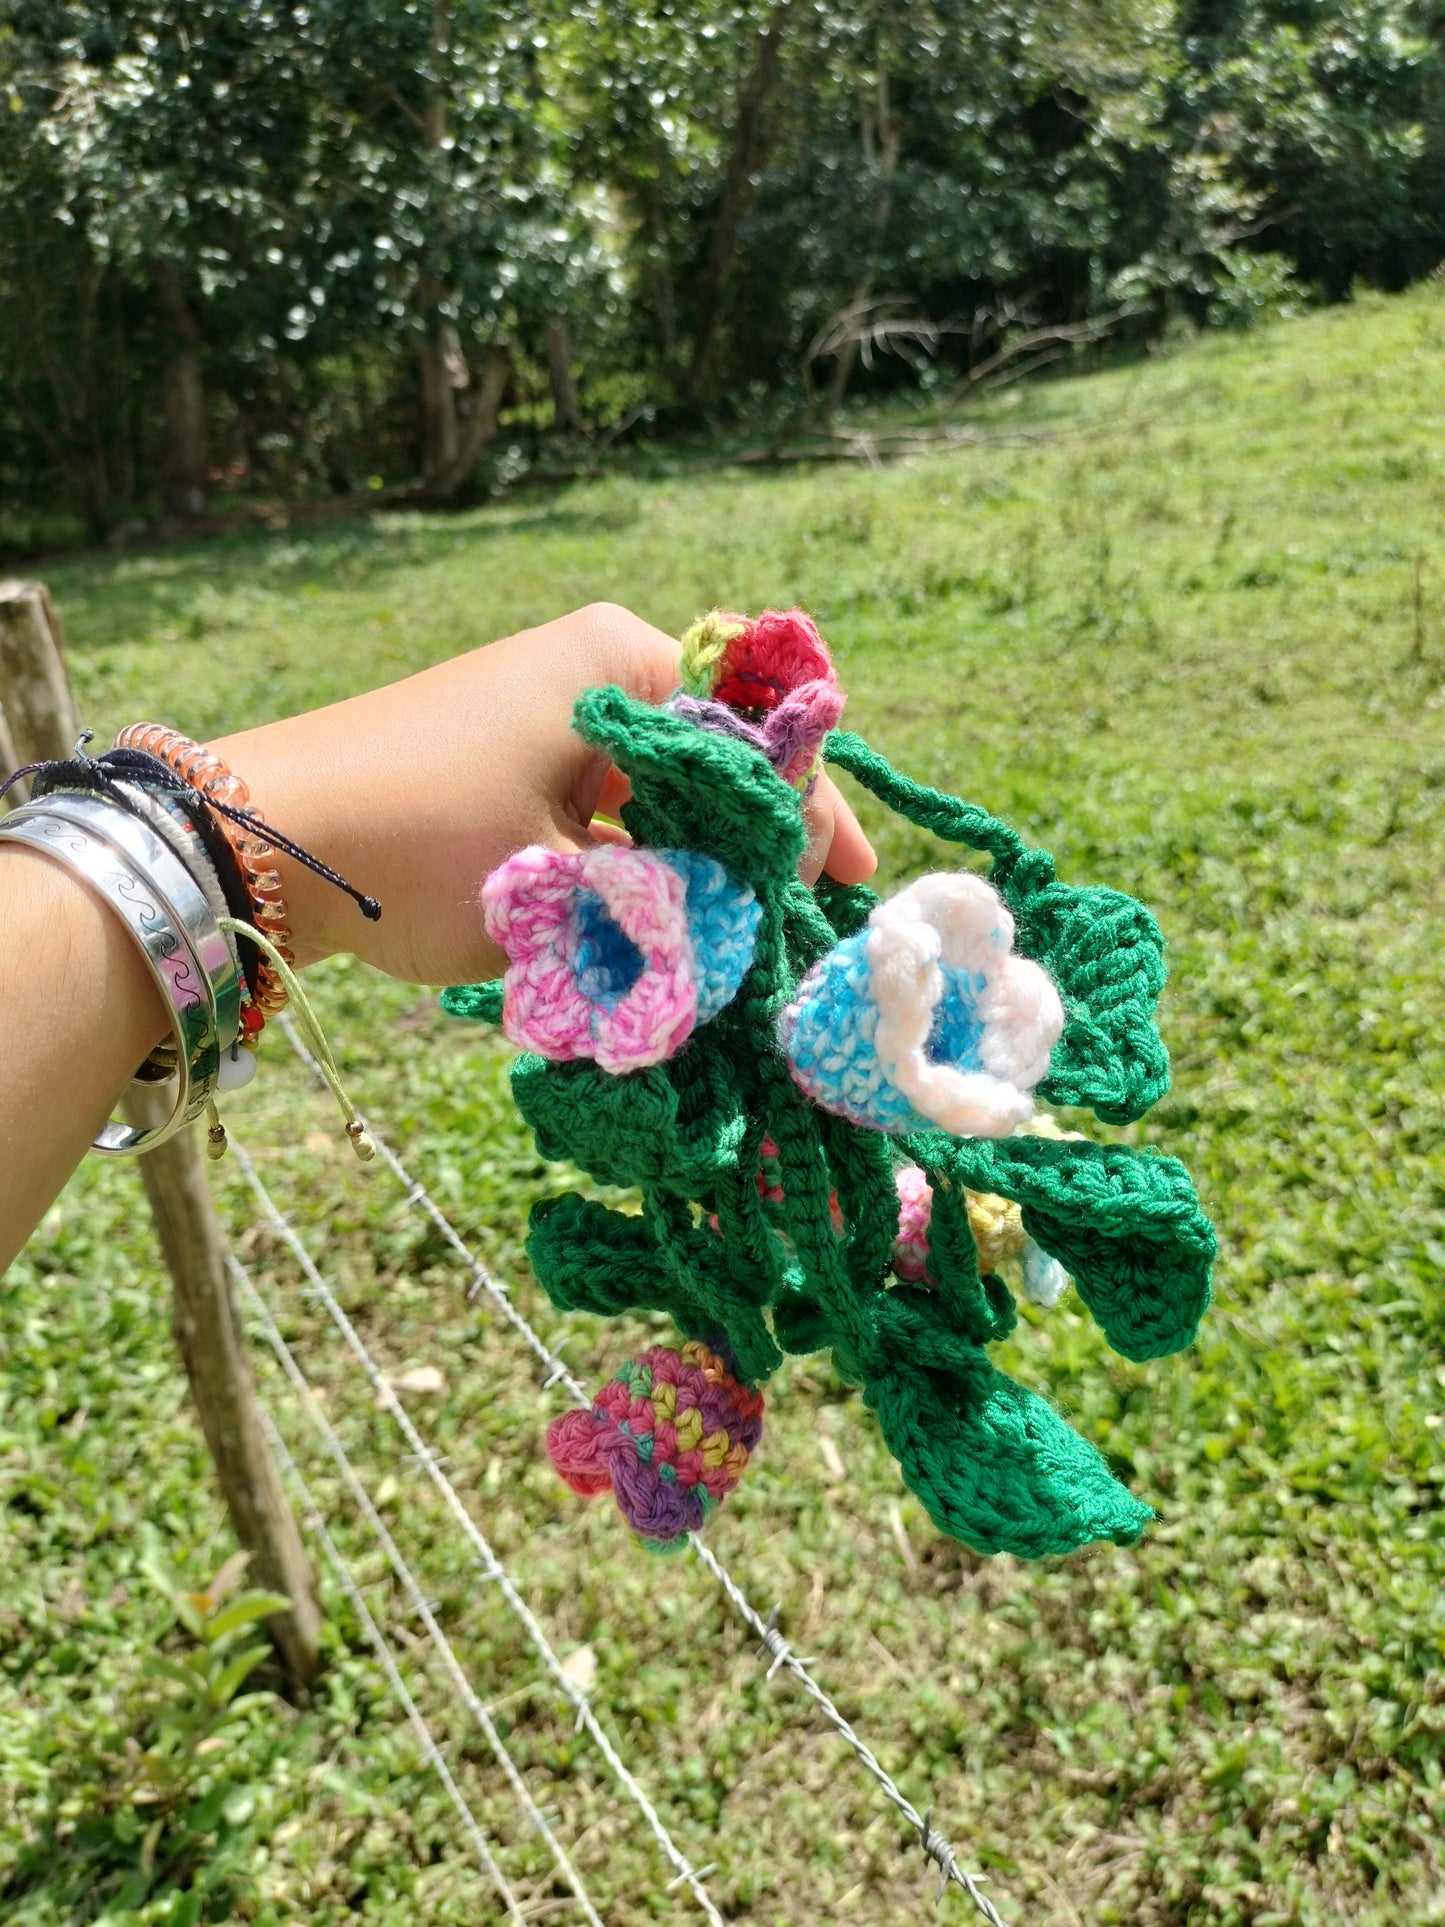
[
  {"xmin": 800, "ymin": 778, "xmax": 834, "ymax": 886},
  {"xmin": 569, "ymin": 753, "xmax": 631, "ymax": 833},
  {"xmin": 594, "ymin": 764, "xmax": 633, "ymax": 821},
  {"xmin": 569, "ymin": 601, "xmax": 682, "ymax": 707},
  {"xmin": 821, "ymin": 784, "xmax": 877, "ymax": 885},
  {"xmin": 802, "ymin": 774, "xmax": 877, "ymax": 886}
]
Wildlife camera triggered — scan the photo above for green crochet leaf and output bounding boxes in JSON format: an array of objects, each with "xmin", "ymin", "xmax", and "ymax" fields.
[
  {"xmin": 511, "ymin": 1048, "xmax": 750, "ymax": 1192},
  {"xmin": 527, "ymin": 1194, "xmax": 705, "ymax": 1325},
  {"xmin": 1014, "ymin": 885, "xmax": 1169, "ymax": 1124},
  {"xmin": 916, "ymin": 1132, "xmax": 1216, "ymax": 1362},
  {"xmin": 644, "ymin": 1189, "xmax": 784, "ymax": 1385},
  {"xmin": 794, "ymin": 1275, "xmax": 1151, "ymax": 1554},
  {"xmin": 825, "ymin": 729, "xmax": 1170, "ymax": 1125},
  {"xmin": 574, "ymin": 685, "xmax": 806, "ymax": 894},
  {"xmin": 864, "ymin": 1347, "xmax": 1152, "ymax": 1558},
  {"xmin": 770, "ymin": 1276, "xmax": 833, "ymax": 1356},
  {"xmin": 440, "ymin": 980, "xmax": 504, "ymax": 1023},
  {"xmin": 529, "ymin": 1191, "xmax": 781, "ymax": 1381}
]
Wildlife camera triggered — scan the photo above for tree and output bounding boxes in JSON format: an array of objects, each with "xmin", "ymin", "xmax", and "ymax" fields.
[
  {"xmin": 1183, "ymin": 0, "xmax": 1444, "ymax": 298},
  {"xmin": 14, "ymin": 0, "xmax": 315, "ymax": 521},
  {"xmin": 298, "ymin": 0, "xmax": 574, "ymax": 497},
  {"xmin": 553, "ymin": 0, "xmax": 801, "ymax": 409}
]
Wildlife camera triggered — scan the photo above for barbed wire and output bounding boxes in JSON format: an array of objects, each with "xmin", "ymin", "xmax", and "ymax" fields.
[
  {"xmin": 255, "ymin": 1401, "xmax": 528, "ymax": 1924},
  {"xmin": 272, "ymin": 1013, "xmax": 1010, "ymax": 1923},
  {"xmin": 228, "ymin": 1132, "xmax": 727, "ymax": 1927},
  {"xmin": 230, "ymin": 1252, "xmax": 604, "ymax": 1926}
]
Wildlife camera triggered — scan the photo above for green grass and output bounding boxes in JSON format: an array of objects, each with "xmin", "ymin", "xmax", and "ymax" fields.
[{"xmin": 4, "ymin": 281, "xmax": 1445, "ymax": 1927}]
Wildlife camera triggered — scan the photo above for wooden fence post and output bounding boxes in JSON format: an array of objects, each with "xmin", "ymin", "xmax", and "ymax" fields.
[
  {"xmin": 0, "ymin": 699, "xmax": 18, "ymax": 812},
  {"xmin": 123, "ymin": 1087, "xmax": 323, "ymax": 1682},
  {"xmin": 1, "ymin": 579, "xmax": 321, "ymax": 1681},
  {"xmin": 0, "ymin": 581, "xmax": 81, "ymax": 772}
]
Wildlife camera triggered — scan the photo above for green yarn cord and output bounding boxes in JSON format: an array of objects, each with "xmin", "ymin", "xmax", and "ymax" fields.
[
  {"xmin": 448, "ymin": 688, "xmax": 1216, "ymax": 1559},
  {"xmin": 440, "ymin": 979, "xmax": 504, "ymax": 1023}
]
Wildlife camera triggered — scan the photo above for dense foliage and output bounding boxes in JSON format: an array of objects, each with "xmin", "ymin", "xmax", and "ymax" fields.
[{"xmin": 2, "ymin": 0, "xmax": 1442, "ymax": 546}]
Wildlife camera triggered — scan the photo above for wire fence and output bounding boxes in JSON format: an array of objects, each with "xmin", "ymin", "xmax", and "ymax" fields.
[{"xmin": 215, "ymin": 1014, "xmax": 1010, "ymax": 1924}]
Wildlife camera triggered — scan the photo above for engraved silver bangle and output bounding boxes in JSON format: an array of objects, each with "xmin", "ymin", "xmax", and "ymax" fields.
[
  {"xmin": 0, "ymin": 792, "xmax": 237, "ymax": 1155},
  {"xmin": 25, "ymin": 789, "xmax": 241, "ymax": 1149},
  {"xmin": 33, "ymin": 786, "xmax": 241, "ymax": 1060},
  {"xmin": 107, "ymin": 779, "xmax": 246, "ymax": 1085}
]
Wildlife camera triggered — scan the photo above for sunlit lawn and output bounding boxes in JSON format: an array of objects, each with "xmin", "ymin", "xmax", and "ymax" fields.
[{"xmin": 3, "ymin": 282, "xmax": 1444, "ymax": 1925}]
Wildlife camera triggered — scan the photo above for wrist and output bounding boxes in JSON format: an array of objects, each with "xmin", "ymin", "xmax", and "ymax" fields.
[
  {"xmin": 16, "ymin": 848, "xmax": 172, "ymax": 1060},
  {"xmin": 207, "ymin": 720, "xmax": 350, "ymax": 969},
  {"xmin": 0, "ymin": 846, "xmax": 171, "ymax": 1270}
]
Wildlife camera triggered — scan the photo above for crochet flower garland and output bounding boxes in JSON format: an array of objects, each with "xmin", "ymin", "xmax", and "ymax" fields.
[{"xmin": 445, "ymin": 608, "xmax": 1216, "ymax": 1560}]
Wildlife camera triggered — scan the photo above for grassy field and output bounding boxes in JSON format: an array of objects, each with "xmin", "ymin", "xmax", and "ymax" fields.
[{"xmin": 3, "ymin": 281, "xmax": 1444, "ymax": 1927}]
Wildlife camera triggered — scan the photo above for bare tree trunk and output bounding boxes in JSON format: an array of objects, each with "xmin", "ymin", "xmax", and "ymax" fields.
[
  {"xmin": 820, "ymin": 53, "xmax": 900, "ymax": 422},
  {"xmin": 544, "ymin": 318, "xmax": 583, "ymax": 432},
  {"xmin": 411, "ymin": 0, "xmax": 505, "ymax": 495},
  {"xmin": 416, "ymin": 291, "xmax": 510, "ymax": 501},
  {"xmin": 21, "ymin": 248, "xmax": 115, "ymax": 539},
  {"xmin": 152, "ymin": 263, "xmax": 207, "ymax": 521},
  {"xmin": 418, "ymin": 340, "xmax": 459, "ymax": 483},
  {"xmin": 417, "ymin": 289, "xmax": 465, "ymax": 488},
  {"xmin": 424, "ymin": 340, "xmax": 511, "ymax": 498},
  {"xmin": 643, "ymin": 165, "xmax": 681, "ymax": 384},
  {"xmin": 683, "ymin": 3, "xmax": 790, "ymax": 408}
]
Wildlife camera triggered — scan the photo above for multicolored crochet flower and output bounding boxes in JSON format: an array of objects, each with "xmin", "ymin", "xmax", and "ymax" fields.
[
  {"xmin": 667, "ymin": 607, "xmax": 845, "ymax": 789},
  {"xmin": 482, "ymin": 844, "xmax": 760, "ymax": 1073},
  {"xmin": 893, "ymin": 1162, "xmax": 1070, "ymax": 1308},
  {"xmin": 547, "ymin": 1342, "xmax": 765, "ymax": 1550},
  {"xmin": 780, "ymin": 872, "xmax": 1064, "ymax": 1137}
]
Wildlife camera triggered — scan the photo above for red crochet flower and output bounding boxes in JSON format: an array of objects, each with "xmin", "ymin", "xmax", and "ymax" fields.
[
  {"xmin": 712, "ymin": 608, "xmax": 834, "ymax": 711},
  {"xmin": 673, "ymin": 607, "xmax": 844, "ymax": 787}
]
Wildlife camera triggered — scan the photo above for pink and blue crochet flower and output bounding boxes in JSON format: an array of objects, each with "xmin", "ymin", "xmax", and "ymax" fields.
[
  {"xmin": 482, "ymin": 844, "xmax": 761, "ymax": 1073},
  {"xmin": 779, "ymin": 872, "xmax": 1065, "ymax": 1137}
]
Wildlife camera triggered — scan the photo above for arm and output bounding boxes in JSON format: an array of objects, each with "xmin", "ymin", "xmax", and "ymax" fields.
[
  {"xmin": 212, "ymin": 603, "xmax": 873, "ymax": 983},
  {"xmin": 1, "ymin": 604, "xmax": 874, "ymax": 1275},
  {"xmin": 0, "ymin": 849, "xmax": 170, "ymax": 1273}
]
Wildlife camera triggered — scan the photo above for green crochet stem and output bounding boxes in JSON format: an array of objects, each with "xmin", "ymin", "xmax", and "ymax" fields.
[{"xmin": 444, "ymin": 690, "xmax": 1217, "ymax": 1559}]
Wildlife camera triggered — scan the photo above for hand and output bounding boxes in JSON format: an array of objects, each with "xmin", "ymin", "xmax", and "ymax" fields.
[{"xmin": 214, "ymin": 602, "xmax": 876, "ymax": 988}]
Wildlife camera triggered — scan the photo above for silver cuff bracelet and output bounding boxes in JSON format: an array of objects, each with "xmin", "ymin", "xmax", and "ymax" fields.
[{"xmin": 0, "ymin": 790, "xmax": 239, "ymax": 1155}]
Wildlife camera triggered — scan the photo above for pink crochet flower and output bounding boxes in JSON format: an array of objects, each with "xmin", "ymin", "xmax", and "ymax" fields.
[
  {"xmin": 892, "ymin": 1162, "xmax": 936, "ymax": 1284},
  {"xmin": 482, "ymin": 842, "xmax": 761, "ymax": 1073}
]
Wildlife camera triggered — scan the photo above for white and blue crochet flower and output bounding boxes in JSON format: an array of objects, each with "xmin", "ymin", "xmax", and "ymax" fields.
[{"xmin": 779, "ymin": 873, "xmax": 1065, "ymax": 1138}]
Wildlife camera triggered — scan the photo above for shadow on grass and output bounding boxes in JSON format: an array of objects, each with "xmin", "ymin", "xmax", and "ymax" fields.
[{"xmin": 49, "ymin": 493, "xmax": 647, "ymax": 657}]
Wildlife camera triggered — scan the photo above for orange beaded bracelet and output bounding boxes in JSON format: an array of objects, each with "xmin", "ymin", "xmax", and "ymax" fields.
[{"xmin": 112, "ymin": 724, "xmax": 294, "ymax": 1014}]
